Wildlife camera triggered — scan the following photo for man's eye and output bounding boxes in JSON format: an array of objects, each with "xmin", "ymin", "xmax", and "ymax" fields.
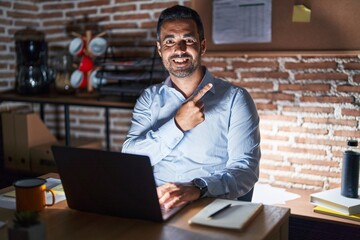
[
  {"xmin": 185, "ymin": 39, "xmax": 195, "ymax": 44},
  {"xmin": 165, "ymin": 40, "xmax": 175, "ymax": 46}
]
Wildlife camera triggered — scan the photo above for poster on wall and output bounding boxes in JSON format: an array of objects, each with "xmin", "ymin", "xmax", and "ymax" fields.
[{"xmin": 212, "ymin": 0, "xmax": 272, "ymax": 44}]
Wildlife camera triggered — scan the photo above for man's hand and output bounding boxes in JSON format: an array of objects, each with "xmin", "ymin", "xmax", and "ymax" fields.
[
  {"xmin": 157, "ymin": 182, "xmax": 201, "ymax": 209},
  {"xmin": 175, "ymin": 83, "xmax": 213, "ymax": 132}
]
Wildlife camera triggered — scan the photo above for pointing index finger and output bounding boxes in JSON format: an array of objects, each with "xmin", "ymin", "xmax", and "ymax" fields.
[{"xmin": 192, "ymin": 83, "xmax": 213, "ymax": 103}]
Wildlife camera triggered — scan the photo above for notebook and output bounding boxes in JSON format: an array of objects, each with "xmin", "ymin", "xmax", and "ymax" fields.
[
  {"xmin": 51, "ymin": 145, "xmax": 186, "ymax": 222},
  {"xmin": 188, "ymin": 199, "xmax": 263, "ymax": 230}
]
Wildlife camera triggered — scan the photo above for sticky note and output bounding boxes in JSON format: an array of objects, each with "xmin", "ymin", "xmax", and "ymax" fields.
[{"xmin": 292, "ymin": 4, "xmax": 311, "ymax": 23}]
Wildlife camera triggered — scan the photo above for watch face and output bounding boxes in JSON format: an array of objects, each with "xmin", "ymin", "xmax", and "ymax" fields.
[{"xmin": 194, "ymin": 178, "xmax": 207, "ymax": 189}]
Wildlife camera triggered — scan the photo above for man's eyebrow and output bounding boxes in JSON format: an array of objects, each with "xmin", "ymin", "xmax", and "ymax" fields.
[
  {"xmin": 163, "ymin": 34, "xmax": 175, "ymax": 41},
  {"xmin": 183, "ymin": 33, "xmax": 196, "ymax": 38},
  {"xmin": 162, "ymin": 33, "xmax": 196, "ymax": 41}
]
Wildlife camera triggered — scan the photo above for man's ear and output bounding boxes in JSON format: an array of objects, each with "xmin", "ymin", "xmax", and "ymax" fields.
[
  {"xmin": 200, "ymin": 39, "xmax": 206, "ymax": 55},
  {"xmin": 156, "ymin": 42, "xmax": 162, "ymax": 57}
]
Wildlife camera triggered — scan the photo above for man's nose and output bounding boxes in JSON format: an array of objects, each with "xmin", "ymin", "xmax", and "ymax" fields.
[{"xmin": 175, "ymin": 40, "xmax": 186, "ymax": 53}]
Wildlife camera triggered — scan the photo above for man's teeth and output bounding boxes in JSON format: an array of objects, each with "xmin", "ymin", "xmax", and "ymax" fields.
[{"xmin": 174, "ymin": 58, "xmax": 187, "ymax": 63}]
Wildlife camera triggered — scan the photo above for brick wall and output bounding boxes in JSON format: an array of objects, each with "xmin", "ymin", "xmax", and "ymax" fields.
[{"xmin": 0, "ymin": 0, "xmax": 359, "ymax": 191}]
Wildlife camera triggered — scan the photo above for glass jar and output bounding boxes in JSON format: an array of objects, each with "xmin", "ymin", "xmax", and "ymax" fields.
[{"xmin": 51, "ymin": 53, "xmax": 75, "ymax": 94}]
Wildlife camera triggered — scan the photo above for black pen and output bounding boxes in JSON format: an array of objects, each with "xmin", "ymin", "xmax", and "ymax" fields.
[{"xmin": 207, "ymin": 203, "xmax": 232, "ymax": 219}]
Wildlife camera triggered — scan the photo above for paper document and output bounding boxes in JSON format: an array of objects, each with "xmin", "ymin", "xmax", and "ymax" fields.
[
  {"xmin": 212, "ymin": 0, "xmax": 272, "ymax": 44},
  {"xmin": 0, "ymin": 178, "xmax": 66, "ymax": 210},
  {"xmin": 252, "ymin": 183, "xmax": 300, "ymax": 205},
  {"xmin": 188, "ymin": 199, "xmax": 263, "ymax": 230}
]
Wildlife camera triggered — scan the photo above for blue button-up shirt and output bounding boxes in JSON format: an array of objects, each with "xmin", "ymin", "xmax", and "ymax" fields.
[{"xmin": 122, "ymin": 68, "xmax": 261, "ymax": 199}]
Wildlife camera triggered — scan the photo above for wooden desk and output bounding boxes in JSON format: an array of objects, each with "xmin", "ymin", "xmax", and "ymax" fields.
[
  {"xmin": 276, "ymin": 188, "xmax": 360, "ymax": 240},
  {"xmin": 0, "ymin": 174, "xmax": 290, "ymax": 240},
  {"xmin": 0, "ymin": 90, "xmax": 135, "ymax": 150}
]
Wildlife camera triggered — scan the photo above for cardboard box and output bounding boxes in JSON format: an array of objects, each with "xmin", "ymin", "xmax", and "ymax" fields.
[
  {"xmin": 30, "ymin": 138, "xmax": 102, "ymax": 174},
  {"xmin": 14, "ymin": 112, "xmax": 57, "ymax": 172}
]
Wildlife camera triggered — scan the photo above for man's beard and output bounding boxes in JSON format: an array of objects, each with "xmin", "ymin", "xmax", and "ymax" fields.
[{"xmin": 166, "ymin": 53, "xmax": 199, "ymax": 78}]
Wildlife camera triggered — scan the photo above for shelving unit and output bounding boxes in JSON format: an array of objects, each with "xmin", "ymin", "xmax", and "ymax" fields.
[{"xmin": 95, "ymin": 44, "xmax": 168, "ymax": 99}]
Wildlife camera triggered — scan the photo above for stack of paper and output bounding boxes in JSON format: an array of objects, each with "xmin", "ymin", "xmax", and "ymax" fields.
[{"xmin": 310, "ymin": 188, "xmax": 360, "ymax": 222}]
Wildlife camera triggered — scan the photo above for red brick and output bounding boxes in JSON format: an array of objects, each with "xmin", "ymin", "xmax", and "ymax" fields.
[
  {"xmin": 114, "ymin": 13, "xmax": 151, "ymax": 21},
  {"xmin": 300, "ymin": 96, "xmax": 354, "ymax": 104},
  {"xmin": 14, "ymin": 20, "xmax": 39, "ymax": 28},
  {"xmin": 116, "ymin": 0, "xmax": 144, "ymax": 2},
  {"xmin": 336, "ymin": 85, "xmax": 360, "ymax": 93},
  {"xmin": 302, "ymin": 55, "xmax": 357, "ymax": 59},
  {"xmin": 303, "ymin": 117, "xmax": 358, "ymax": 127},
  {"xmin": 282, "ymin": 106, "xmax": 333, "ymax": 114},
  {"xmin": 279, "ymin": 83, "xmax": 330, "ymax": 92},
  {"xmin": 278, "ymin": 146, "xmax": 326, "ymax": 156},
  {"xmin": 211, "ymin": 71, "xmax": 237, "ymax": 79},
  {"xmin": 261, "ymin": 153, "xmax": 284, "ymax": 161},
  {"xmin": 259, "ymin": 172, "xmax": 270, "ymax": 179},
  {"xmin": 232, "ymin": 61, "xmax": 278, "ymax": 69},
  {"xmin": 110, "ymin": 111, "xmax": 133, "ymax": 118},
  {"xmin": 140, "ymin": 2, "xmax": 179, "ymax": 10},
  {"xmin": 241, "ymin": 71, "xmax": 289, "ymax": 79},
  {"xmin": 295, "ymin": 137, "xmax": 342, "ymax": 147},
  {"xmin": 344, "ymin": 62, "xmax": 360, "ymax": 70},
  {"xmin": 43, "ymin": 3, "xmax": 75, "ymax": 10},
  {"xmin": 341, "ymin": 108, "xmax": 360, "ymax": 117},
  {"xmin": 260, "ymin": 163, "xmax": 294, "ymax": 172},
  {"xmin": 140, "ymin": 21, "xmax": 157, "ymax": 29},
  {"xmin": 78, "ymin": 0, "xmax": 110, "ymax": 8},
  {"xmin": 0, "ymin": 18, "xmax": 12, "ymax": 25},
  {"xmin": 260, "ymin": 114, "xmax": 297, "ymax": 122},
  {"xmin": 259, "ymin": 143, "xmax": 272, "ymax": 150},
  {"xmin": 250, "ymin": 92, "xmax": 295, "ymax": 101},
  {"xmin": 7, "ymin": 11, "xmax": 37, "ymax": 19},
  {"xmin": 66, "ymin": 9, "xmax": 97, "ymax": 17},
  {"xmin": 0, "ymin": 1, "xmax": 11, "ymax": 7},
  {"xmin": 232, "ymin": 81, "xmax": 273, "ymax": 90},
  {"xmin": 300, "ymin": 169, "xmax": 340, "ymax": 179},
  {"xmin": 288, "ymin": 157, "xmax": 340, "ymax": 167},
  {"xmin": 103, "ymin": 22, "xmax": 138, "ymax": 30},
  {"xmin": 14, "ymin": 2, "xmax": 38, "ymax": 11},
  {"xmin": 284, "ymin": 62, "xmax": 337, "ymax": 70},
  {"xmin": 203, "ymin": 61, "xmax": 227, "ymax": 69},
  {"xmin": 295, "ymin": 73, "xmax": 348, "ymax": 81},
  {"xmin": 279, "ymin": 126, "xmax": 328, "ymax": 135},
  {"xmin": 261, "ymin": 134, "xmax": 289, "ymax": 141},
  {"xmin": 255, "ymin": 103, "xmax": 277, "ymax": 111},
  {"xmin": 354, "ymin": 74, "xmax": 360, "ymax": 83},
  {"xmin": 333, "ymin": 130, "xmax": 360, "ymax": 138},
  {"xmin": 102, "ymin": 5, "xmax": 136, "ymax": 13},
  {"xmin": 259, "ymin": 123, "xmax": 273, "ymax": 131},
  {"xmin": 0, "ymin": 72, "xmax": 15, "ymax": 78},
  {"xmin": 79, "ymin": 119, "xmax": 105, "ymax": 125}
]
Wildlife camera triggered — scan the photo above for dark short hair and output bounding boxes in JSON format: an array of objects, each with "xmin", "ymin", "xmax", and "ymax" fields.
[{"xmin": 156, "ymin": 5, "xmax": 204, "ymax": 42}]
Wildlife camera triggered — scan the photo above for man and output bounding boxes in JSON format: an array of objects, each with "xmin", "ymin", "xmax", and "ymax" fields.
[{"xmin": 121, "ymin": 5, "xmax": 260, "ymax": 209}]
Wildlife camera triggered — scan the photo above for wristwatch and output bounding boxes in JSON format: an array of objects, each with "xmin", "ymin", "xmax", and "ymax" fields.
[{"xmin": 192, "ymin": 178, "xmax": 208, "ymax": 197}]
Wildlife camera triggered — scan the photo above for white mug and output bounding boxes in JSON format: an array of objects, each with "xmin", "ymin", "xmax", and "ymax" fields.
[
  {"xmin": 90, "ymin": 70, "xmax": 106, "ymax": 88},
  {"xmin": 89, "ymin": 37, "xmax": 107, "ymax": 56},
  {"xmin": 69, "ymin": 37, "xmax": 85, "ymax": 56},
  {"xmin": 70, "ymin": 70, "xmax": 87, "ymax": 88}
]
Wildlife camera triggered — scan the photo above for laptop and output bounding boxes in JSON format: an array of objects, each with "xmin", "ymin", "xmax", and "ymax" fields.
[{"xmin": 51, "ymin": 145, "xmax": 186, "ymax": 222}]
